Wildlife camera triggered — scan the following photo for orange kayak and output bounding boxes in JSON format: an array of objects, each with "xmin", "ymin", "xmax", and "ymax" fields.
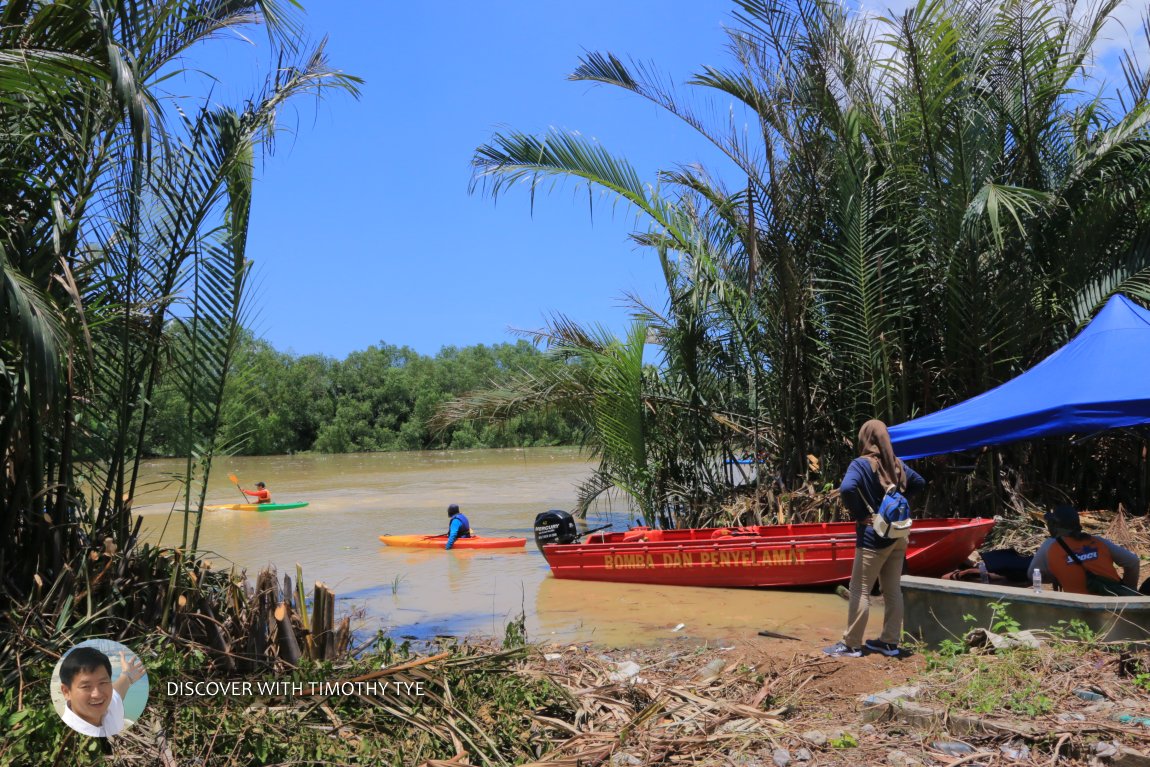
[{"xmin": 378, "ymin": 534, "xmax": 526, "ymax": 550}]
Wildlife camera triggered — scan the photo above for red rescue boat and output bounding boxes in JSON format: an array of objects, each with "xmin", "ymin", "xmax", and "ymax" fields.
[{"xmin": 539, "ymin": 518, "xmax": 994, "ymax": 588}]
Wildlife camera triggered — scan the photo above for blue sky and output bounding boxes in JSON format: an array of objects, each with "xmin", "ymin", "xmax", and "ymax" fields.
[
  {"xmin": 189, "ymin": 1, "xmax": 1147, "ymax": 360},
  {"xmin": 189, "ymin": 2, "xmax": 738, "ymax": 359}
]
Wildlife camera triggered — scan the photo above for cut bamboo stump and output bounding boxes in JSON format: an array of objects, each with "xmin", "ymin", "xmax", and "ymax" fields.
[
  {"xmin": 275, "ymin": 572, "xmax": 302, "ymax": 665},
  {"xmin": 296, "ymin": 563, "xmax": 316, "ymax": 659},
  {"xmin": 311, "ymin": 581, "xmax": 337, "ymax": 661},
  {"xmin": 274, "ymin": 600, "xmax": 302, "ymax": 665}
]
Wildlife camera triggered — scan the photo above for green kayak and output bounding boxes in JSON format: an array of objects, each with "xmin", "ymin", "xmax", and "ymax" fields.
[{"xmin": 206, "ymin": 502, "xmax": 310, "ymax": 512}]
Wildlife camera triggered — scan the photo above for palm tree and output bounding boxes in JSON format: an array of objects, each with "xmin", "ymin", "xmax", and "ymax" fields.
[
  {"xmin": 0, "ymin": 1, "xmax": 359, "ymax": 604},
  {"xmin": 465, "ymin": 0, "xmax": 1150, "ymax": 521}
]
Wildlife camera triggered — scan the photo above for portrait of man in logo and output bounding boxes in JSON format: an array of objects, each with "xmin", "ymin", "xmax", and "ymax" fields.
[{"xmin": 51, "ymin": 640, "xmax": 149, "ymax": 737}]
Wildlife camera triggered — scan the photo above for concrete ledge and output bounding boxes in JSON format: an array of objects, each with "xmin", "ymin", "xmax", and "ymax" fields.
[{"xmin": 901, "ymin": 576, "xmax": 1150, "ymax": 646}]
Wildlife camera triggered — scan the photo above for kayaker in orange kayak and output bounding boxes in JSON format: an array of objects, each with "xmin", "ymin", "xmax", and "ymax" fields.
[
  {"xmin": 445, "ymin": 504, "xmax": 472, "ymax": 550},
  {"xmin": 241, "ymin": 481, "xmax": 272, "ymax": 504}
]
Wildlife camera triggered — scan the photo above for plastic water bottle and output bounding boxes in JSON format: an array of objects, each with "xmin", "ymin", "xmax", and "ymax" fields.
[
  {"xmin": 977, "ymin": 561, "xmax": 989, "ymax": 583},
  {"xmin": 1032, "ymin": 568, "xmax": 1043, "ymax": 593}
]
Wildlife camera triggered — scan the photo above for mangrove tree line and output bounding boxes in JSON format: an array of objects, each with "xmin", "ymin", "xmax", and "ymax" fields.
[{"xmin": 142, "ymin": 334, "xmax": 582, "ymax": 456}]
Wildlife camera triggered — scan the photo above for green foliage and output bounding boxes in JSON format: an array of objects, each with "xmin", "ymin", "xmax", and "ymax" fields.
[
  {"xmin": 1, "ymin": 0, "xmax": 361, "ymax": 599},
  {"xmin": 503, "ymin": 610, "xmax": 528, "ymax": 649},
  {"xmin": 143, "ymin": 336, "xmax": 582, "ymax": 456},
  {"xmin": 988, "ymin": 602, "xmax": 1022, "ymax": 635},
  {"xmin": 927, "ymin": 602, "xmax": 1020, "ymax": 668},
  {"xmin": 829, "ymin": 732, "xmax": 859, "ymax": 748},
  {"xmin": 0, "ymin": 681, "xmax": 95, "ymax": 767},
  {"xmin": 935, "ymin": 653, "xmax": 1056, "ymax": 716},
  {"xmin": 1052, "ymin": 619, "xmax": 1098, "ymax": 643},
  {"xmin": 932, "ymin": 637, "xmax": 969, "ymax": 662}
]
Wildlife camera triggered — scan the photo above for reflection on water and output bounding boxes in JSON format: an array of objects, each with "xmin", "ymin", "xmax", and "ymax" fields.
[{"xmin": 136, "ymin": 448, "xmax": 858, "ymax": 647}]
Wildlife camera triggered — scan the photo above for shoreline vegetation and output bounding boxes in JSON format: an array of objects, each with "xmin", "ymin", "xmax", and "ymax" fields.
[
  {"xmin": 6, "ymin": 596, "xmax": 1150, "ymax": 765},
  {"xmin": 5, "ymin": 0, "xmax": 1150, "ymax": 764}
]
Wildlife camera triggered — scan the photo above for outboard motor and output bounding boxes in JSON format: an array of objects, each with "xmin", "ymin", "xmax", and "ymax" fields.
[{"xmin": 534, "ymin": 509, "xmax": 579, "ymax": 547}]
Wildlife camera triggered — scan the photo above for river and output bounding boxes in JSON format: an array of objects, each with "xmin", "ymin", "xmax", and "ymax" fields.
[{"xmin": 135, "ymin": 448, "xmax": 850, "ymax": 647}]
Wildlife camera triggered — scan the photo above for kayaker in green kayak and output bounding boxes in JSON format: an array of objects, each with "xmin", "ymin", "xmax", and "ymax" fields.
[
  {"xmin": 241, "ymin": 481, "xmax": 272, "ymax": 504},
  {"xmin": 445, "ymin": 504, "xmax": 472, "ymax": 550}
]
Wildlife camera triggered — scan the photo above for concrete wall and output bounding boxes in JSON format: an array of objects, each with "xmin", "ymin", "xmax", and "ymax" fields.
[{"xmin": 901, "ymin": 575, "xmax": 1150, "ymax": 646}]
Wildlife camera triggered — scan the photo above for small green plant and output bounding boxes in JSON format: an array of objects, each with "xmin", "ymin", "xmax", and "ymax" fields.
[
  {"xmin": 829, "ymin": 733, "xmax": 859, "ymax": 749},
  {"xmin": 937, "ymin": 637, "xmax": 968, "ymax": 657},
  {"xmin": 390, "ymin": 573, "xmax": 406, "ymax": 595},
  {"xmin": 1053, "ymin": 618, "xmax": 1097, "ymax": 642},
  {"xmin": 503, "ymin": 610, "xmax": 528, "ymax": 648},
  {"xmin": 988, "ymin": 601, "xmax": 1021, "ymax": 634}
]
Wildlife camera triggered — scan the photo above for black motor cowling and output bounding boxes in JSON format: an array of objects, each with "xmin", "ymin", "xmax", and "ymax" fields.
[{"xmin": 534, "ymin": 509, "xmax": 579, "ymax": 547}]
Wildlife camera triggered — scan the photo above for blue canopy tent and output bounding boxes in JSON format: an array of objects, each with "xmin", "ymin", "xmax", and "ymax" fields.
[{"xmin": 889, "ymin": 294, "xmax": 1150, "ymax": 459}]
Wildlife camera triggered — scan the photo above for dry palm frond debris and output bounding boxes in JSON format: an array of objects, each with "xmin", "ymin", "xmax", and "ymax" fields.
[
  {"xmin": 718, "ymin": 483, "xmax": 841, "ymax": 528},
  {"xmin": 509, "ymin": 645, "xmax": 790, "ymax": 767}
]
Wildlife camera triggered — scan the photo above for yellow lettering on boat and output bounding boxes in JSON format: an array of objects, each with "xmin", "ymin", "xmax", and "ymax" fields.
[{"xmin": 603, "ymin": 553, "xmax": 656, "ymax": 570}]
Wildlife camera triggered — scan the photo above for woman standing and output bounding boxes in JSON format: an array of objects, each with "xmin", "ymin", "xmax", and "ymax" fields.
[{"xmin": 823, "ymin": 420, "xmax": 926, "ymax": 658}]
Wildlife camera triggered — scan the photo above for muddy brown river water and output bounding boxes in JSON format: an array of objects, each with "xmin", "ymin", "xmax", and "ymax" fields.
[{"xmin": 135, "ymin": 448, "xmax": 852, "ymax": 647}]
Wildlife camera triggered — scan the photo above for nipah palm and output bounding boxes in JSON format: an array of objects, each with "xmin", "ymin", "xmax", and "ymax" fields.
[
  {"xmin": 0, "ymin": 1, "xmax": 360, "ymax": 602},
  {"xmin": 467, "ymin": 0, "xmax": 1150, "ymax": 520}
]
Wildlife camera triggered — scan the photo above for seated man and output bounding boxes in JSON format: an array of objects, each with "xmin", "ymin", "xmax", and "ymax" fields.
[{"xmin": 1031, "ymin": 505, "xmax": 1140, "ymax": 595}]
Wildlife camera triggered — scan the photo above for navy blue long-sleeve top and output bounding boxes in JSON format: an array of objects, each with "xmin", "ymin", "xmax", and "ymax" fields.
[{"xmin": 839, "ymin": 457, "xmax": 926, "ymax": 549}]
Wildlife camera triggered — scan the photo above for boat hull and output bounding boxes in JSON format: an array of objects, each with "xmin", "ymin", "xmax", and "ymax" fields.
[
  {"xmin": 540, "ymin": 518, "xmax": 994, "ymax": 588},
  {"xmin": 206, "ymin": 502, "xmax": 309, "ymax": 511},
  {"xmin": 378, "ymin": 534, "xmax": 526, "ymax": 550}
]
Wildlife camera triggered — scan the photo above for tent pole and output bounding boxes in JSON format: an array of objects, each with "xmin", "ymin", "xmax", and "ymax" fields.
[
  {"xmin": 1140, "ymin": 438, "xmax": 1147, "ymax": 515},
  {"xmin": 989, "ymin": 450, "xmax": 1000, "ymax": 518}
]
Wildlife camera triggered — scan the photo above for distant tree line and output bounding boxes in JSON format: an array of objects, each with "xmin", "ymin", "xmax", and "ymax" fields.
[{"xmin": 142, "ymin": 334, "xmax": 582, "ymax": 456}]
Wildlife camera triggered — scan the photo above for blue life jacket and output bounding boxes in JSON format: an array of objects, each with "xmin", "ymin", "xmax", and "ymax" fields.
[{"xmin": 451, "ymin": 513, "xmax": 471, "ymax": 537}]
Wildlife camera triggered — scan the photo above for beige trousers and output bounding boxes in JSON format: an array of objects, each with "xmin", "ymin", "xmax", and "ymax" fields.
[{"xmin": 842, "ymin": 537, "xmax": 908, "ymax": 647}]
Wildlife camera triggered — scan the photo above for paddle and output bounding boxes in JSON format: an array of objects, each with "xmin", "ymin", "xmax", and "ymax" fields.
[{"xmin": 227, "ymin": 472, "xmax": 247, "ymax": 503}]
